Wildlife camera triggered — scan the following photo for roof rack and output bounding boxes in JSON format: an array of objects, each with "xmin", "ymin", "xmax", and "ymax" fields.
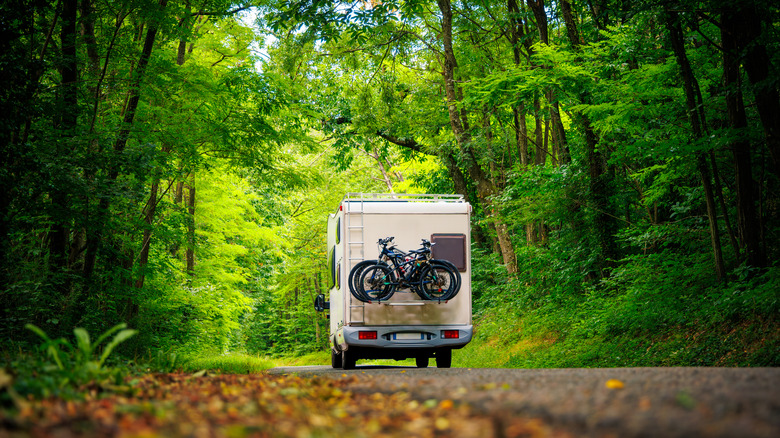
[{"xmin": 342, "ymin": 193, "xmax": 465, "ymax": 203}]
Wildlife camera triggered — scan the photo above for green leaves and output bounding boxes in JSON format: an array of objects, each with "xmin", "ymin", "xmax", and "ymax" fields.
[
  {"xmin": 25, "ymin": 324, "xmax": 65, "ymax": 371},
  {"xmin": 26, "ymin": 323, "xmax": 138, "ymax": 370},
  {"xmin": 18, "ymin": 323, "xmax": 138, "ymax": 399},
  {"xmin": 98, "ymin": 325, "xmax": 138, "ymax": 367}
]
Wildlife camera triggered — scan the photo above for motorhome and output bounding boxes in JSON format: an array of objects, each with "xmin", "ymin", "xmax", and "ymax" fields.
[{"xmin": 315, "ymin": 193, "xmax": 473, "ymax": 369}]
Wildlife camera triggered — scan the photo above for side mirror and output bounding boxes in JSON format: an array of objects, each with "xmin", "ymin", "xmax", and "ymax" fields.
[{"xmin": 314, "ymin": 294, "xmax": 330, "ymax": 312}]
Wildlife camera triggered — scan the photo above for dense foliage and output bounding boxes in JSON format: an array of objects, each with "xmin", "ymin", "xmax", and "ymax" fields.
[{"xmin": 1, "ymin": 0, "xmax": 777, "ymax": 369}]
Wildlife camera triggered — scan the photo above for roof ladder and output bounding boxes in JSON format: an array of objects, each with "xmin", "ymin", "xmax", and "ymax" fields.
[{"xmin": 346, "ymin": 197, "xmax": 366, "ymax": 325}]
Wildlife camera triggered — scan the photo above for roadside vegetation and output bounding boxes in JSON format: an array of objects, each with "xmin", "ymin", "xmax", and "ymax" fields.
[{"xmin": 459, "ymin": 249, "xmax": 778, "ymax": 368}]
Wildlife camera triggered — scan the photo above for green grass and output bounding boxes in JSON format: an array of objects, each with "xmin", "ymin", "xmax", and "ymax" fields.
[
  {"xmin": 453, "ymin": 287, "xmax": 779, "ymax": 369},
  {"xmin": 179, "ymin": 353, "xmax": 276, "ymax": 374},
  {"xmin": 173, "ymin": 351, "xmax": 336, "ymax": 374},
  {"xmin": 271, "ymin": 351, "xmax": 330, "ymax": 366}
]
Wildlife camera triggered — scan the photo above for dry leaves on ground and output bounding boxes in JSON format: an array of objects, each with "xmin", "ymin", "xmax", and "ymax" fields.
[{"xmin": 0, "ymin": 373, "xmax": 568, "ymax": 438}]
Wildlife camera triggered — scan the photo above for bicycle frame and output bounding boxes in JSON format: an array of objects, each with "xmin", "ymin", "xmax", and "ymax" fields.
[{"xmin": 377, "ymin": 240, "xmax": 432, "ymax": 291}]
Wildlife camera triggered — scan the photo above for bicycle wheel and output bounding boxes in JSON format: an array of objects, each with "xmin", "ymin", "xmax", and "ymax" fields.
[
  {"xmin": 348, "ymin": 260, "xmax": 379, "ymax": 302},
  {"xmin": 417, "ymin": 263, "xmax": 458, "ymax": 301},
  {"xmin": 431, "ymin": 259, "xmax": 461, "ymax": 294},
  {"xmin": 358, "ymin": 264, "xmax": 396, "ymax": 301}
]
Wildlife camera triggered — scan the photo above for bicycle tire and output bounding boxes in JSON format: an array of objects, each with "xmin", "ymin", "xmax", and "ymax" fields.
[
  {"xmin": 431, "ymin": 259, "xmax": 461, "ymax": 293},
  {"xmin": 358, "ymin": 264, "xmax": 396, "ymax": 301},
  {"xmin": 348, "ymin": 260, "xmax": 380, "ymax": 302},
  {"xmin": 417, "ymin": 263, "xmax": 458, "ymax": 301}
]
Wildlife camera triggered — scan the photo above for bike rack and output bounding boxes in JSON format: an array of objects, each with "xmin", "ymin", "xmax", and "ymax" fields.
[{"xmin": 384, "ymin": 301, "xmax": 447, "ymax": 306}]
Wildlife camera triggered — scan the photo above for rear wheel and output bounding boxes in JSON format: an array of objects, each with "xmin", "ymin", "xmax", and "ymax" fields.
[
  {"xmin": 415, "ymin": 356, "xmax": 429, "ymax": 368},
  {"xmin": 358, "ymin": 265, "xmax": 395, "ymax": 301},
  {"xmin": 435, "ymin": 349, "xmax": 452, "ymax": 368},
  {"xmin": 331, "ymin": 350, "xmax": 342, "ymax": 369},
  {"xmin": 342, "ymin": 349, "xmax": 357, "ymax": 370}
]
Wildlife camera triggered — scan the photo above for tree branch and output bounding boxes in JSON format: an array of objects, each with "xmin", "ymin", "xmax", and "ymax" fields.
[{"xmin": 193, "ymin": 5, "xmax": 251, "ymax": 17}]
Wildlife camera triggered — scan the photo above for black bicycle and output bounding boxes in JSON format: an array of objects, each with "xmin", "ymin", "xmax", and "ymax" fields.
[{"xmin": 349, "ymin": 237, "xmax": 460, "ymax": 302}]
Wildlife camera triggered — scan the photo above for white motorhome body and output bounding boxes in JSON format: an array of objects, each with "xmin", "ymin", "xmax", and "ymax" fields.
[{"xmin": 323, "ymin": 193, "xmax": 473, "ymax": 369}]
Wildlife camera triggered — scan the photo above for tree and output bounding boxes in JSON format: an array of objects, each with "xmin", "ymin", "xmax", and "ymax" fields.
[{"xmin": 664, "ymin": 10, "xmax": 726, "ymax": 280}]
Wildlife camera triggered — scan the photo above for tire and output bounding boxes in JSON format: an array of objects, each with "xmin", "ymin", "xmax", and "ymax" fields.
[
  {"xmin": 331, "ymin": 350, "xmax": 342, "ymax": 369},
  {"xmin": 342, "ymin": 349, "xmax": 357, "ymax": 370},
  {"xmin": 415, "ymin": 356, "xmax": 429, "ymax": 368},
  {"xmin": 432, "ymin": 259, "xmax": 461, "ymax": 293},
  {"xmin": 358, "ymin": 264, "xmax": 395, "ymax": 301},
  {"xmin": 435, "ymin": 349, "xmax": 452, "ymax": 368},
  {"xmin": 348, "ymin": 260, "xmax": 379, "ymax": 302},
  {"xmin": 417, "ymin": 263, "xmax": 458, "ymax": 301}
]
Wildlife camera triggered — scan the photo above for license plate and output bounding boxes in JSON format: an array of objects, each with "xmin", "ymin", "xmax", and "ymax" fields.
[{"xmin": 392, "ymin": 332, "xmax": 424, "ymax": 340}]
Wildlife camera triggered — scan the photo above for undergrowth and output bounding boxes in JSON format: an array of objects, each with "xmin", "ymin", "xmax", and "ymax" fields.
[
  {"xmin": 455, "ymin": 247, "xmax": 780, "ymax": 369},
  {"xmin": 1, "ymin": 324, "xmax": 137, "ymax": 404}
]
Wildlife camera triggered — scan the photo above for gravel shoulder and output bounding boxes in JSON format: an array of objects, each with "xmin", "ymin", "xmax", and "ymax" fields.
[{"xmin": 269, "ymin": 366, "xmax": 780, "ymax": 437}]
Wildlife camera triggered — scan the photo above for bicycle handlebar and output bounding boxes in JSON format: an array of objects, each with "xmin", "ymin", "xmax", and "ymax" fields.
[{"xmin": 378, "ymin": 236, "xmax": 395, "ymax": 245}]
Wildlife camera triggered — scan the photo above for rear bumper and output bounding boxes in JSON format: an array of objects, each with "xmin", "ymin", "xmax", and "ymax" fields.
[{"xmin": 336, "ymin": 325, "xmax": 472, "ymax": 351}]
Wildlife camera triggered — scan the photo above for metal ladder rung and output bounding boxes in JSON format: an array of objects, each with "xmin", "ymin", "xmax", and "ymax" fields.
[{"xmin": 348, "ymin": 225, "xmax": 364, "ymax": 229}]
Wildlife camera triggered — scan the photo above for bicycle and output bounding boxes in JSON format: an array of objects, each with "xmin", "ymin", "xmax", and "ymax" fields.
[{"xmin": 351, "ymin": 237, "xmax": 460, "ymax": 302}]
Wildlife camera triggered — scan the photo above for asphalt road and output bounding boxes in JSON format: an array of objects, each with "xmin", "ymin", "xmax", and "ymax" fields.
[{"xmin": 268, "ymin": 365, "xmax": 779, "ymax": 437}]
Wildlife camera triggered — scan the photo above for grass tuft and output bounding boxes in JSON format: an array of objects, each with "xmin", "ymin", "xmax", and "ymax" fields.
[{"xmin": 180, "ymin": 353, "xmax": 275, "ymax": 374}]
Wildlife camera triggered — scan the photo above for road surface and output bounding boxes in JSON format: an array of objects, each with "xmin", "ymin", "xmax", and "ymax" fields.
[{"xmin": 269, "ymin": 365, "xmax": 779, "ymax": 437}]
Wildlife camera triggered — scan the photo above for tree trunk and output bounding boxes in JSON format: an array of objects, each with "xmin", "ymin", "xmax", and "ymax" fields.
[
  {"xmin": 186, "ymin": 173, "xmax": 196, "ymax": 275},
  {"xmin": 527, "ymin": 1, "xmax": 571, "ymax": 165},
  {"xmin": 526, "ymin": 0, "xmax": 548, "ymax": 45},
  {"xmin": 533, "ymin": 95, "xmax": 544, "ymax": 166},
  {"xmin": 508, "ymin": 0, "xmax": 530, "ymax": 168},
  {"xmin": 369, "ymin": 149, "xmax": 395, "ymax": 192},
  {"xmin": 548, "ymin": 92, "xmax": 569, "ymax": 164},
  {"xmin": 723, "ymin": 4, "xmax": 780, "ymax": 180},
  {"xmin": 437, "ymin": 0, "xmax": 517, "ymax": 273},
  {"xmin": 561, "ymin": 0, "xmax": 618, "ymax": 274},
  {"xmin": 442, "ymin": 154, "xmax": 469, "ymax": 201},
  {"xmin": 721, "ymin": 10, "xmax": 766, "ymax": 268},
  {"xmin": 543, "ymin": 116, "xmax": 550, "ymax": 165},
  {"xmin": 666, "ymin": 11, "xmax": 726, "ymax": 280},
  {"xmin": 113, "ymin": 0, "xmax": 168, "ymax": 164},
  {"xmin": 135, "ymin": 180, "xmax": 159, "ymax": 289},
  {"xmin": 710, "ymin": 152, "xmax": 741, "ymax": 260},
  {"xmin": 514, "ymin": 106, "xmax": 529, "ymax": 166},
  {"xmin": 525, "ymin": 223, "xmax": 536, "ymax": 245},
  {"xmin": 83, "ymin": 0, "xmax": 169, "ymax": 279},
  {"xmin": 48, "ymin": 0, "xmax": 78, "ymax": 292},
  {"xmin": 560, "ymin": 0, "xmax": 581, "ymax": 46},
  {"xmin": 177, "ymin": 1, "xmax": 192, "ymax": 66}
]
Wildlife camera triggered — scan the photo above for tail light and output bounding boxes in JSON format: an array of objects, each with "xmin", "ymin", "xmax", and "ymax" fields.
[
  {"xmin": 358, "ymin": 331, "xmax": 377, "ymax": 340},
  {"xmin": 442, "ymin": 330, "xmax": 459, "ymax": 339}
]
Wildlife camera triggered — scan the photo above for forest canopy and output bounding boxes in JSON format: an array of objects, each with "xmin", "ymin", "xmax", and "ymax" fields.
[{"xmin": 1, "ymin": 0, "xmax": 777, "ymax": 366}]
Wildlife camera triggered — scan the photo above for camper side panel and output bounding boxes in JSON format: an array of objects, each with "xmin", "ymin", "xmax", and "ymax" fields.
[{"xmin": 326, "ymin": 212, "xmax": 345, "ymax": 347}]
